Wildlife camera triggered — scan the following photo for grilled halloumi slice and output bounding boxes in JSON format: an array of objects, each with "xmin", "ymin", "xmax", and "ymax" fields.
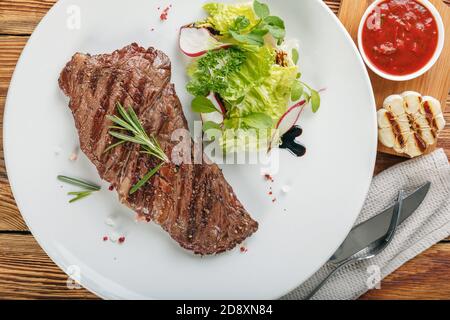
[
  {"xmin": 402, "ymin": 91, "xmax": 435, "ymax": 147},
  {"xmin": 378, "ymin": 109, "xmax": 406, "ymax": 153},
  {"xmin": 421, "ymin": 96, "xmax": 446, "ymax": 133},
  {"xmin": 377, "ymin": 92, "xmax": 446, "ymax": 158}
]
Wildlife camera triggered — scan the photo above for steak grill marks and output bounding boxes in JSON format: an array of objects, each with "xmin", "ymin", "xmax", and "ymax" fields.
[{"xmin": 59, "ymin": 43, "xmax": 258, "ymax": 255}]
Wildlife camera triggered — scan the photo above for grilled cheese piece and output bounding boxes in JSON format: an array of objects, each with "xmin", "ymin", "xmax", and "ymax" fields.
[{"xmin": 377, "ymin": 92, "xmax": 446, "ymax": 157}]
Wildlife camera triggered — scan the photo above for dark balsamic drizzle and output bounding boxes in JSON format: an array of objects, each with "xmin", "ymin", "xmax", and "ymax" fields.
[{"xmin": 280, "ymin": 125, "xmax": 306, "ymax": 157}]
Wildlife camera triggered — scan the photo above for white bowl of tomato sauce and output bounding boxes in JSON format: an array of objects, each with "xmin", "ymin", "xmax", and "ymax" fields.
[{"xmin": 358, "ymin": 0, "xmax": 445, "ymax": 81}]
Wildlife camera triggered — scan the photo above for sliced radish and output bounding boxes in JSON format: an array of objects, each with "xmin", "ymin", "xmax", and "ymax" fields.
[
  {"xmin": 179, "ymin": 27, "xmax": 231, "ymax": 57},
  {"xmin": 276, "ymin": 100, "xmax": 306, "ymax": 136},
  {"xmin": 200, "ymin": 111, "xmax": 224, "ymax": 124},
  {"xmin": 210, "ymin": 92, "xmax": 226, "ymax": 115},
  {"xmin": 268, "ymin": 100, "xmax": 306, "ymax": 151},
  {"xmin": 200, "ymin": 92, "xmax": 225, "ymax": 126}
]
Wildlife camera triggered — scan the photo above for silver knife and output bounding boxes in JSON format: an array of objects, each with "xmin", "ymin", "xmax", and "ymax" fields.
[{"xmin": 329, "ymin": 181, "xmax": 431, "ymax": 264}]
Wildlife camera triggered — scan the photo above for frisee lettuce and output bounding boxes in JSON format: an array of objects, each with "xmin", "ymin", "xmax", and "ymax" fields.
[{"xmin": 186, "ymin": 47, "xmax": 246, "ymax": 97}]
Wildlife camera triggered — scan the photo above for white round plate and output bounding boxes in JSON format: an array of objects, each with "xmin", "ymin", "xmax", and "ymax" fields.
[{"xmin": 4, "ymin": 0, "xmax": 376, "ymax": 299}]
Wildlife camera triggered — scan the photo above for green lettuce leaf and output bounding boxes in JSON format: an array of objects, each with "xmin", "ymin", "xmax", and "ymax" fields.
[
  {"xmin": 226, "ymin": 63, "xmax": 298, "ymax": 123},
  {"xmin": 219, "ymin": 59, "xmax": 298, "ymax": 153},
  {"xmin": 221, "ymin": 44, "xmax": 274, "ymax": 103},
  {"xmin": 202, "ymin": 2, "xmax": 259, "ymax": 34}
]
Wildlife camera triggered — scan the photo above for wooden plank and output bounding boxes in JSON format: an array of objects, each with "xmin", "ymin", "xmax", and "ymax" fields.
[
  {"xmin": 324, "ymin": 0, "xmax": 342, "ymax": 14},
  {"xmin": 0, "ymin": 36, "xmax": 28, "ymax": 231},
  {"xmin": 0, "ymin": 0, "xmax": 342, "ymax": 35},
  {"xmin": 0, "ymin": 178, "xmax": 26, "ymax": 231},
  {"xmin": 0, "ymin": 234, "xmax": 97, "ymax": 299},
  {"xmin": 0, "ymin": 36, "xmax": 27, "ymax": 94},
  {"xmin": 361, "ymin": 243, "xmax": 450, "ymax": 300},
  {"xmin": 338, "ymin": 0, "xmax": 450, "ymax": 158},
  {"xmin": 0, "ymin": 0, "xmax": 56, "ymax": 35},
  {"xmin": 0, "ymin": 233, "xmax": 448, "ymax": 299}
]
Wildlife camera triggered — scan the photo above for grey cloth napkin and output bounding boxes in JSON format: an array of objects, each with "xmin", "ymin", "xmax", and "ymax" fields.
[{"xmin": 284, "ymin": 148, "xmax": 450, "ymax": 300}]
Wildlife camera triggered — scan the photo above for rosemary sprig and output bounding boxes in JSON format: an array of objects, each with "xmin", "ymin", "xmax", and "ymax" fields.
[
  {"xmin": 129, "ymin": 162, "xmax": 164, "ymax": 195},
  {"xmin": 57, "ymin": 175, "xmax": 101, "ymax": 203},
  {"xmin": 106, "ymin": 103, "xmax": 169, "ymax": 194},
  {"xmin": 67, "ymin": 191, "xmax": 94, "ymax": 203}
]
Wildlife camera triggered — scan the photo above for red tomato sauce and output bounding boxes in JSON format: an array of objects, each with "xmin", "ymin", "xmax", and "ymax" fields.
[{"xmin": 362, "ymin": 0, "xmax": 438, "ymax": 75}]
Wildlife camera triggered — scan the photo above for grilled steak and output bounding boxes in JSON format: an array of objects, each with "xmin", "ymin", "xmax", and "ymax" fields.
[{"xmin": 58, "ymin": 43, "xmax": 258, "ymax": 255}]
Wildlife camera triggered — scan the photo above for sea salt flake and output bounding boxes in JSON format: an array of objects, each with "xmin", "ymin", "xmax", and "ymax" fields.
[
  {"xmin": 105, "ymin": 217, "xmax": 116, "ymax": 227},
  {"xmin": 109, "ymin": 231, "xmax": 120, "ymax": 242},
  {"xmin": 69, "ymin": 152, "xmax": 78, "ymax": 161}
]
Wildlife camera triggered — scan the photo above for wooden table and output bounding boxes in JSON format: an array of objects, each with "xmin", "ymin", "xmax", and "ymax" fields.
[{"xmin": 0, "ymin": 0, "xmax": 449, "ymax": 300}]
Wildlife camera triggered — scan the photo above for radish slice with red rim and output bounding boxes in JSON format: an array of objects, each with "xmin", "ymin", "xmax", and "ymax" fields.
[
  {"xmin": 179, "ymin": 27, "xmax": 231, "ymax": 57},
  {"xmin": 200, "ymin": 111, "xmax": 224, "ymax": 125},
  {"xmin": 210, "ymin": 92, "xmax": 226, "ymax": 115},
  {"xmin": 200, "ymin": 92, "xmax": 225, "ymax": 127},
  {"xmin": 276, "ymin": 100, "xmax": 306, "ymax": 136},
  {"xmin": 268, "ymin": 100, "xmax": 306, "ymax": 151}
]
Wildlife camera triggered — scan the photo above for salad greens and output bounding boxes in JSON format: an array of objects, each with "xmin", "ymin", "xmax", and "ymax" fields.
[
  {"xmin": 186, "ymin": 47, "xmax": 247, "ymax": 97},
  {"xmin": 185, "ymin": 0, "xmax": 321, "ymax": 152},
  {"xmin": 200, "ymin": 1, "xmax": 286, "ymax": 46},
  {"xmin": 201, "ymin": 2, "xmax": 260, "ymax": 35},
  {"xmin": 220, "ymin": 45, "xmax": 273, "ymax": 102}
]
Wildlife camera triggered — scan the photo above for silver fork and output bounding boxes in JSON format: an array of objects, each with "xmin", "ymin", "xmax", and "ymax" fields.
[{"xmin": 305, "ymin": 190, "xmax": 405, "ymax": 300}]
